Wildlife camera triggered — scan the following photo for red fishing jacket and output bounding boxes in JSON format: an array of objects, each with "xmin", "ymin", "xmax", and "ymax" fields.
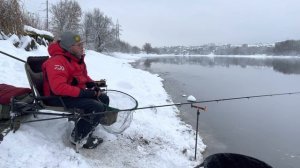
[{"xmin": 42, "ymin": 42, "xmax": 93, "ymax": 97}]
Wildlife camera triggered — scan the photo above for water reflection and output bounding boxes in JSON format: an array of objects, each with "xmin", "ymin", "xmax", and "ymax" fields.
[
  {"xmin": 139, "ymin": 56, "xmax": 300, "ymax": 74},
  {"xmin": 133, "ymin": 55, "xmax": 300, "ymax": 168}
]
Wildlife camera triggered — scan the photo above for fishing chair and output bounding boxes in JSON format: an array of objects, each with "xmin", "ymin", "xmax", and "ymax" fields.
[
  {"xmin": 24, "ymin": 56, "xmax": 116, "ymax": 122},
  {"xmin": 9, "ymin": 56, "xmax": 76, "ymax": 136},
  {"xmin": 23, "ymin": 56, "xmax": 86, "ymax": 152},
  {"xmin": 24, "ymin": 56, "xmax": 113, "ymax": 123},
  {"xmin": 23, "ymin": 56, "xmax": 117, "ymax": 152},
  {"xmin": 24, "ymin": 56, "xmax": 74, "ymax": 114}
]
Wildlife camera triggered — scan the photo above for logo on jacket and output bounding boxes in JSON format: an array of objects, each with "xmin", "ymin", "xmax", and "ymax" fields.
[{"xmin": 54, "ymin": 65, "xmax": 65, "ymax": 71}]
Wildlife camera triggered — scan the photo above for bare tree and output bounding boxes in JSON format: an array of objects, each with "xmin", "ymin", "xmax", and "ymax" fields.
[
  {"xmin": 131, "ymin": 46, "xmax": 141, "ymax": 54},
  {"xmin": 0, "ymin": 0, "xmax": 23, "ymax": 34},
  {"xmin": 23, "ymin": 12, "xmax": 43, "ymax": 29},
  {"xmin": 50, "ymin": 0, "xmax": 82, "ymax": 38},
  {"xmin": 143, "ymin": 43, "xmax": 153, "ymax": 54},
  {"xmin": 82, "ymin": 12, "xmax": 93, "ymax": 48}
]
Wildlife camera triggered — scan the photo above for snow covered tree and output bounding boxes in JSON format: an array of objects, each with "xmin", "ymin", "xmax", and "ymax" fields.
[
  {"xmin": 82, "ymin": 8, "xmax": 115, "ymax": 52},
  {"xmin": 50, "ymin": 0, "xmax": 82, "ymax": 38}
]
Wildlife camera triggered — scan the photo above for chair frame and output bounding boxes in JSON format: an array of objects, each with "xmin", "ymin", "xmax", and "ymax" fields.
[{"xmin": 9, "ymin": 56, "xmax": 108, "ymax": 152}]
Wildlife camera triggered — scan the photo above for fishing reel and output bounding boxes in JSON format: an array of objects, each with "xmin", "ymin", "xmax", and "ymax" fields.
[
  {"xmin": 95, "ymin": 79, "xmax": 107, "ymax": 88},
  {"xmin": 93, "ymin": 79, "xmax": 107, "ymax": 94}
]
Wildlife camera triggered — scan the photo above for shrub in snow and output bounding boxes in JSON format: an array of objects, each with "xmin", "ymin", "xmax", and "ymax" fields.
[
  {"xmin": 20, "ymin": 36, "xmax": 32, "ymax": 50},
  {"xmin": 36, "ymin": 36, "xmax": 48, "ymax": 46},
  {"xmin": 2, "ymin": 25, "xmax": 53, "ymax": 51},
  {"xmin": 0, "ymin": 32, "xmax": 9, "ymax": 40},
  {"xmin": 7, "ymin": 34, "xmax": 20, "ymax": 48},
  {"xmin": 24, "ymin": 25, "xmax": 54, "ymax": 43},
  {"xmin": 5, "ymin": 34, "xmax": 39, "ymax": 51}
]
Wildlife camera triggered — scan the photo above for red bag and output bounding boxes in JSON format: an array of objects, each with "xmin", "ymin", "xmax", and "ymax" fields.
[{"xmin": 0, "ymin": 84, "xmax": 31, "ymax": 104}]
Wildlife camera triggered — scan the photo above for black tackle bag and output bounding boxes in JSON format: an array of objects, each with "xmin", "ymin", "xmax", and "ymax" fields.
[{"xmin": 0, "ymin": 84, "xmax": 33, "ymax": 120}]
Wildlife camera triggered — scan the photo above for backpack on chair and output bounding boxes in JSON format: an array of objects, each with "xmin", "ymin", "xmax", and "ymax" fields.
[{"xmin": 0, "ymin": 84, "xmax": 33, "ymax": 121}]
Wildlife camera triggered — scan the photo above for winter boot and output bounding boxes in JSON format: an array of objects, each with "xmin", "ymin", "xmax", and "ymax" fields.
[
  {"xmin": 69, "ymin": 130, "xmax": 103, "ymax": 149},
  {"xmin": 82, "ymin": 134, "xmax": 103, "ymax": 149}
]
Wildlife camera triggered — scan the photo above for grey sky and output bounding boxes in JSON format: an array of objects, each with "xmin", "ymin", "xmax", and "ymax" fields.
[{"xmin": 22, "ymin": 0, "xmax": 300, "ymax": 47}]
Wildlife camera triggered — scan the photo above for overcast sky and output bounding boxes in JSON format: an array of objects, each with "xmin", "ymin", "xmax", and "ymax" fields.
[{"xmin": 22, "ymin": 0, "xmax": 300, "ymax": 47}]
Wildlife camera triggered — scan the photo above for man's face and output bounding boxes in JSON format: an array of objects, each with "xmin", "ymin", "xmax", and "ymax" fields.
[{"xmin": 70, "ymin": 42, "xmax": 84, "ymax": 58}]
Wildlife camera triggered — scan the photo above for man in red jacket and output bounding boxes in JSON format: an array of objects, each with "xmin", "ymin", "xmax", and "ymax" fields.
[{"xmin": 42, "ymin": 31, "xmax": 109, "ymax": 149}]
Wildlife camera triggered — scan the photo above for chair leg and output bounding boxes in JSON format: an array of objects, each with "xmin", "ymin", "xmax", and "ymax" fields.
[
  {"xmin": 75, "ymin": 118, "xmax": 80, "ymax": 153},
  {"xmin": 75, "ymin": 142, "xmax": 80, "ymax": 153},
  {"xmin": 74, "ymin": 109, "xmax": 80, "ymax": 153}
]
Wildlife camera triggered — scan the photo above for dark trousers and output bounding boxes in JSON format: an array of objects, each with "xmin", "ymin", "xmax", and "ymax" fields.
[{"xmin": 47, "ymin": 94, "xmax": 110, "ymax": 139}]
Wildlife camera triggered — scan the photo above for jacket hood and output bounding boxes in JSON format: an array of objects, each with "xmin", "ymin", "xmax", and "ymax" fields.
[{"xmin": 48, "ymin": 41, "xmax": 85, "ymax": 62}]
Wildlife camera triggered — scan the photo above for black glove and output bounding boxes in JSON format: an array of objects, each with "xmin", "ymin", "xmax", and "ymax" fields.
[
  {"xmin": 86, "ymin": 82, "xmax": 102, "ymax": 99},
  {"xmin": 86, "ymin": 82, "xmax": 96, "ymax": 88},
  {"xmin": 78, "ymin": 89, "xmax": 96, "ymax": 98}
]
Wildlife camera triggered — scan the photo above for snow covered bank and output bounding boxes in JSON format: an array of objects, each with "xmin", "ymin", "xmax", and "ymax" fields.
[
  {"xmin": 24, "ymin": 25, "xmax": 54, "ymax": 38},
  {"xmin": 0, "ymin": 40, "xmax": 205, "ymax": 167}
]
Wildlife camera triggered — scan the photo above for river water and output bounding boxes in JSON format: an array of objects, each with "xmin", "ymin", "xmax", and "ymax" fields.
[{"xmin": 133, "ymin": 56, "xmax": 300, "ymax": 168}]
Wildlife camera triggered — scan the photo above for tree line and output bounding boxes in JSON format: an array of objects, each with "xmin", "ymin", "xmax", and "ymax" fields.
[
  {"xmin": 0, "ymin": 0, "xmax": 141, "ymax": 53},
  {"xmin": 1, "ymin": 0, "xmax": 300, "ymax": 55},
  {"xmin": 0, "ymin": 0, "xmax": 42, "ymax": 35},
  {"xmin": 147, "ymin": 41, "xmax": 300, "ymax": 56}
]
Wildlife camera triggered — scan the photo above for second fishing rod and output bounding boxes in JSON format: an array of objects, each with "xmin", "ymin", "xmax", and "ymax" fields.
[{"xmin": 50, "ymin": 90, "xmax": 300, "ymax": 120}]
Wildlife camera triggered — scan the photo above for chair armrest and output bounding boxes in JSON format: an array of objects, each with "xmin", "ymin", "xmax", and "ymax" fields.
[
  {"xmin": 35, "ymin": 96, "xmax": 68, "ymax": 110},
  {"xmin": 36, "ymin": 96, "xmax": 61, "ymax": 100}
]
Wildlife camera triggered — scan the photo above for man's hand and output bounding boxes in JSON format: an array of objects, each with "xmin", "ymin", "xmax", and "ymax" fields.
[{"xmin": 90, "ymin": 84, "xmax": 101, "ymax": 97}]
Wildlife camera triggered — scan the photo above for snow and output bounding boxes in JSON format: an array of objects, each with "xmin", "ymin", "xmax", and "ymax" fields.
[
  {"xmin": 0, "ymin": 39, "xmax": 205, "ymax": 167},
  {"xmin": 24, "ymin": 25, "xmax": 54, "ymax": 38},
  {"xmin": 7, "ymin": 34, "xmax": 20, "ymax": 45},
  {"xmin": 19, "ymin": 36, "xmax": 32, "ymax": 49},
  {"xmin": 187, "ymin": 95, "xmax": 197, "ymax": 102}
]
